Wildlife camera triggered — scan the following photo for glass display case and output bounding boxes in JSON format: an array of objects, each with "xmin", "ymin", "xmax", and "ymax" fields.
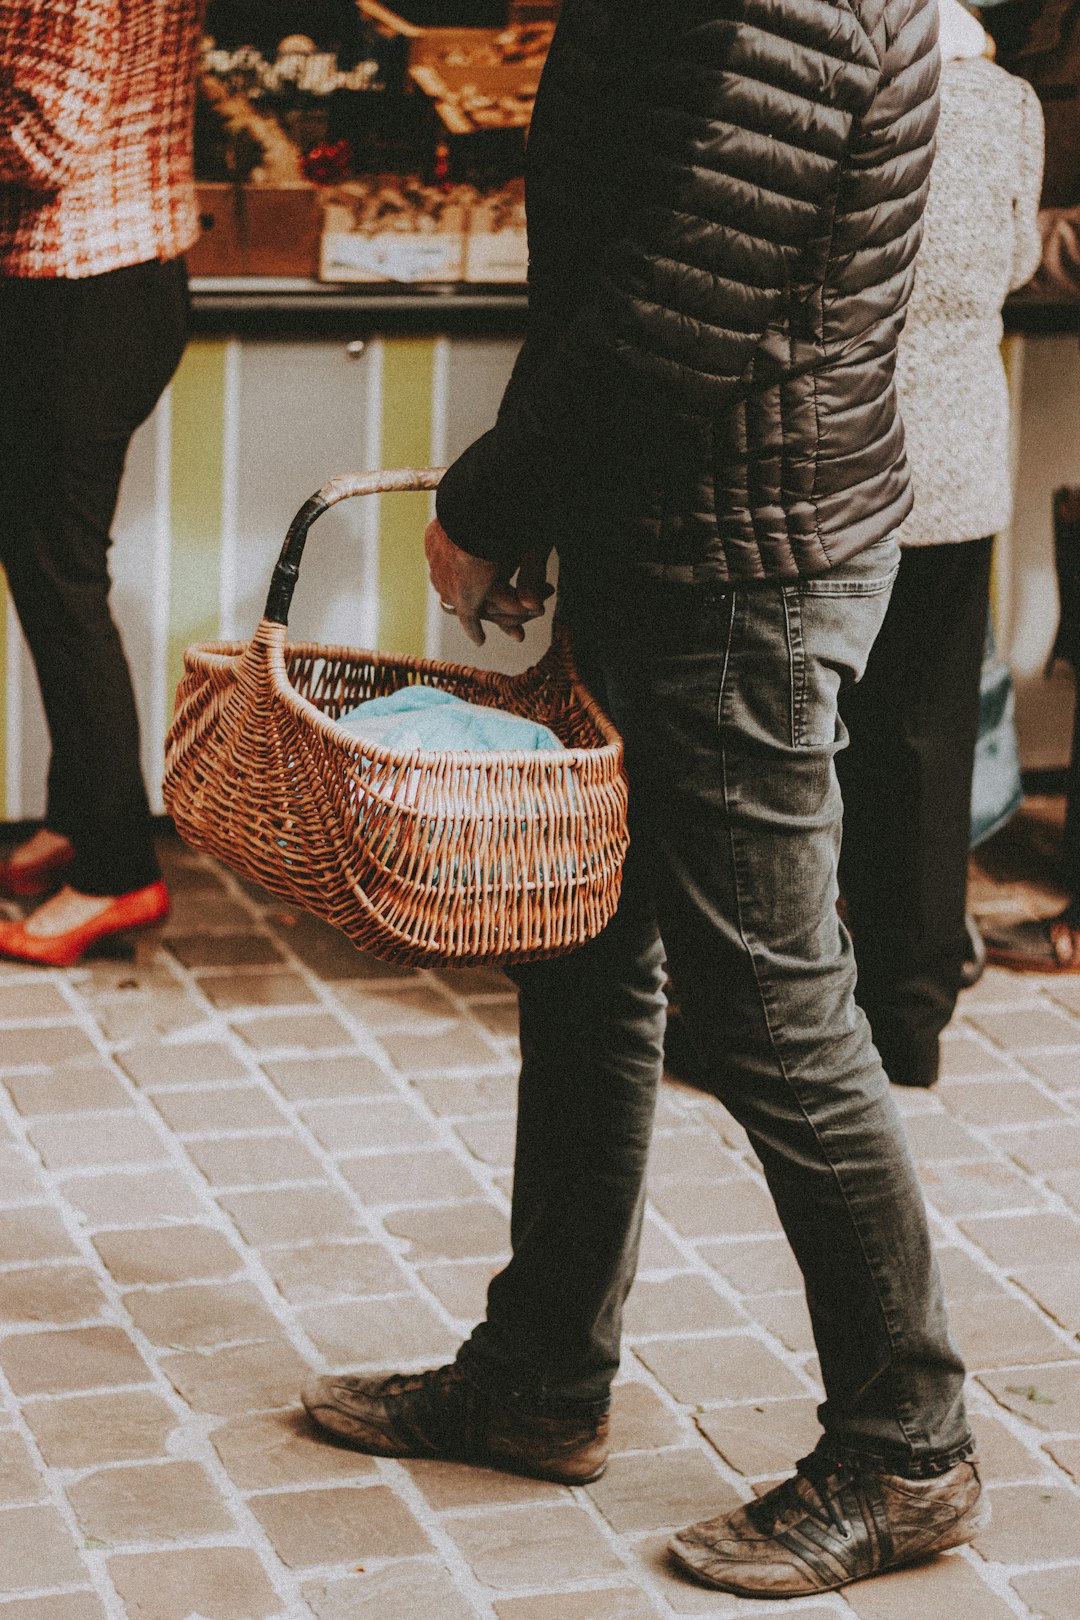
[{"xmin": 189, "ymin": 0, "xmax": 556, "ymax": 289}]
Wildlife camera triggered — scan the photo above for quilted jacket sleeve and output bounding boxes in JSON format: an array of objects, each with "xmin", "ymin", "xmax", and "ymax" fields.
[
  {"xmin": 0, "ymin": 0, "xmax": 120, "ymax": 190},
  {"xmin": 436, "ymin": 0, "xmax": 896, "ymax": 572}
]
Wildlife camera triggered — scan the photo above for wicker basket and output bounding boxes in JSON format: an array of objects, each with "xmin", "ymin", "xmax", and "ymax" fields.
[{"xmin": 163, "ymin": 468, "xmax": 629, "ymax": 967}]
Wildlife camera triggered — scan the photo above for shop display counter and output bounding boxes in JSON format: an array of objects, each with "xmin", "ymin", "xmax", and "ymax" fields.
[
  {"xmin": 189, "ymin": 274, "xmax": 528, "ymax": 335},
  {"xmin": 1004, "ymin": 294, "xmax": 1080, "ymax": 336}
]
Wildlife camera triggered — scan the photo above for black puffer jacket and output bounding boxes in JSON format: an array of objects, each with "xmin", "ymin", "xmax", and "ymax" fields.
[{"xmin": 436, "ymin": 0, "xmax": 940, "ymax": 583}]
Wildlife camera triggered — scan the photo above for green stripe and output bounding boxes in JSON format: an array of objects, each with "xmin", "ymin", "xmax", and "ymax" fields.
[
  {"xmin": 377, "ymin": 337, "xmax": 436, "ymax": 656},
  {"xmin": 167, "ymin": 339, "xmax": 227, "ymax": 700}
]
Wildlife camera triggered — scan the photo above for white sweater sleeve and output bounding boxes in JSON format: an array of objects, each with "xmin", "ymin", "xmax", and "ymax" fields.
[{"xmin": 1010, "ymin": 77, "xmax": 1046, "ymax": 291}]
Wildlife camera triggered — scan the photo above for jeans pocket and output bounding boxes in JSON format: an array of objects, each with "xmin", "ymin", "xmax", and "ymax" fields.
[
  {"xmin": 799, "ymin": 532, "xmax": 901, "ymax": 598},
  {"xmin": 785, "ymin": 568, "xmax": 897, "ymax": 749}
]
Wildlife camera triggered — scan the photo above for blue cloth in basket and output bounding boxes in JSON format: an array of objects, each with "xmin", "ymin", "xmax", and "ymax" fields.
[{"xmin": 337, "ymin": 684, "xmax": 564, "ymax": 754}]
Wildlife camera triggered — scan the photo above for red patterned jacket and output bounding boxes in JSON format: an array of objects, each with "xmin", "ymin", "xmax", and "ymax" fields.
[{"xmin": 0, "ymin": 0, "xmax": 201, "ymax": 278}]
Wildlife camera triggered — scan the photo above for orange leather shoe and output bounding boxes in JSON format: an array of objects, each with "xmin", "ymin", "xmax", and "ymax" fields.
[
  {"xmin": 0, "ymin": 881, "xmax": 171, "ymax": 968},
  {"xmin": 0, "ymin": 837, "xmax": 76, "ymax": 898}
]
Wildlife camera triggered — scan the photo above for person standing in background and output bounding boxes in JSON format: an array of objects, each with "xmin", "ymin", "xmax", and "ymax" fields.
[
  {"xmin": 0, "ymin": 0, "xmax": 202, "ymax": 965},
  {"xmin": 977, "ymin": 0, "xmax": 1080, "ymax": 971},
  {"xmin": 836, "ymin": 0, "xmax": 1044, "ymax": 1084}
]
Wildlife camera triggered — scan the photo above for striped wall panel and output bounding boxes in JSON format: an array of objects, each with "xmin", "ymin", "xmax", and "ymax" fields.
[
  {"xmin": 0, "ymin": 333, "xmax": 523, "ymax": 820},
  {"xmin": 1, "ymin": 331, "xmax": 1074, "ymax": 820}
]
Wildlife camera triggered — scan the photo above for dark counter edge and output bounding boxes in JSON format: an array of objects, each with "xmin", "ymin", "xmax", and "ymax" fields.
[
  {"xmin": 189, "ymin": 277, "xmax": 529, "ymax": 336},
  {"xmin": 1004, "ymin": 294, "xmax": 1080, "ymax": 336},
  {"xmin": 189, "ymin": 279, "xmax": 1080, "ymax": 338}
]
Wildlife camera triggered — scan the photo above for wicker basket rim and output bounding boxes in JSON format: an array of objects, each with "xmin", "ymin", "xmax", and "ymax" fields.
[{"xmin": 188, "ymin": 626, "xmax": 624, "ymax": 772}]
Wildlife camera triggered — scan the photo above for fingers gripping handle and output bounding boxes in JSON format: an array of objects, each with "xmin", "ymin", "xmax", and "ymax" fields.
[{"xmin": 263, "ymin": 467, "xmax": 446, "ymax": 627}]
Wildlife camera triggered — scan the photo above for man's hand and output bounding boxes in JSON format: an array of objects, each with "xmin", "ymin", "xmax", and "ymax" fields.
[{"xmin": 425, "ymin": 519, "xmax": 552, "ymax": 647}]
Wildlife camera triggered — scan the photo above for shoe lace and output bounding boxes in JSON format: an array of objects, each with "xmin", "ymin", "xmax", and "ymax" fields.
[
  {"xmin": 377, "ymin": 1364, "xmax": 457, "ymax": 1401},
  {"xmin": 750, "ymin": 1450, "xmax": 854, "ymax": 1541},
  {"xmin": 417, "ymin": 1364, "xmax": 461, "ymax": 1400},
  {"xmin": 385, "ymin": 1364, "xmax": 467, "ymax": 1447}
]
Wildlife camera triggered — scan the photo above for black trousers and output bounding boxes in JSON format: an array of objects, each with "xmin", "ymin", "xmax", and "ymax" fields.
[
  {"xmin": 837, "ymin": 537, "xmax": 994, "ymax": 1086},
  {"xmin": 0, "ymin": 258, "xmax": 189, "ymax": 895}
]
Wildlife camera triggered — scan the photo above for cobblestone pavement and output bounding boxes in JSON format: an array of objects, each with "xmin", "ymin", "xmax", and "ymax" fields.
[{"xmin": 1, "ymin": 807, "xmax": 1079, "ymax": 1620}]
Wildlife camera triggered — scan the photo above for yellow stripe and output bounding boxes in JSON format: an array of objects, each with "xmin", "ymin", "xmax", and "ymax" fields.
[
  {"xmin": 167, "ymin": 340, "xmax": 227, "ymax": 702},
  {"xmin": 377, "ymin": 337, "xmax": 436, "ymax": 656},
  {"xmin": 993, "ymin": 334, "xmax": 1024, "ymax": 636}
]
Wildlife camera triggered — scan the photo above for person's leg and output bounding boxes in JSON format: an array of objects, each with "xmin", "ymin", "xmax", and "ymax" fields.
[
  {"xmin": 837, "ymin": 539, "xmax": 993, "ymax": 1085},
  {"xmin": 633, "ymin": 546, "xmax": 981, "ymax": 1597},
  {"xmin": 302, "ymin": 647, "xmax": 668, "ymax": 1477},
  {"xmin": 598, "ymin": 545, "xmax": 969, "ymax": 1475},
  {"xmin": 0, "ymin": 276, "xmax": 69, "ymax": 844},
  {"xmin": 1062, "ymin": 671, "xmax": 1080, "ymax": 907},
  {"xmin": 307, "ymin": 542, "xmax": 969, "ymax": 1508},
  {"xmin": 0, "ymin": 258, "xmax": 189, "ymax": 898},
  {"xmin": 964, "ymin": 567, "xmax": 1080, "ymax": 969},
  {"xmin": 454, "ymin": 816, "xmax": 666, "ymax": 1410},
  {"xmin": 469, "ymin": 546, "xmax": 968, "ymax": 1467}
]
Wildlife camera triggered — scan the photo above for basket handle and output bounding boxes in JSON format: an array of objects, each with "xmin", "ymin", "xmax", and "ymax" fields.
[{"xmin": 264, "ymin": 467, "xmax": 446, "ymax": 626}]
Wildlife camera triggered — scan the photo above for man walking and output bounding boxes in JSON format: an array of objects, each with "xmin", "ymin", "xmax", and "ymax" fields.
[{"xmin": 304, "ymin": 0, "xmax": 987, "ymax": 1597}]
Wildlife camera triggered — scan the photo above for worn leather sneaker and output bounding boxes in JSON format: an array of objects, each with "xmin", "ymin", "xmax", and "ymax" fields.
[
  {"xmin": 669, "ymin": 1449, "xmax": 987, "ymax": 1597},
  {"xmin": 302, "ymin": 1364, "xmax": 609, "ymax": 1485}
]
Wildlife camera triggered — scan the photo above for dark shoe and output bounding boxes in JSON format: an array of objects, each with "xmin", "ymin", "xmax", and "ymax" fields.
[
  {"xmin": 301, "ymin": 1363, "xmax": 609, "ymax": 1485},
  {"xmin": 668, "ymin": 1449, "xmax": 987, "ymax": 1598},
  {"xmin": 982, "ymin": 904, "xmax": 1080, "ymax": 973}
]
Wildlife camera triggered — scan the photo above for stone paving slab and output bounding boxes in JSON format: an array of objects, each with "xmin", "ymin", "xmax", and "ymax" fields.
[{"xmin": 0, "ymin": 828, "xmax": 1076, "ymax": 1618}]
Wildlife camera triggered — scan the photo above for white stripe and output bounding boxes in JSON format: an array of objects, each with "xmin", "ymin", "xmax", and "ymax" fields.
[
  {"xmin": 4, "ymin": 594, "xmax": 23, "ymax": 820},
  {"xmin": 358, "ymin": 338, "xmax": 384, "ymax": 649},
  {"xmin": 148, "ymin": 386, "xmax": 173, "ymax": 815},
  {"xmin": 217, "ymin": 337, "xmax": 242, "ymax": 639},
  {"xmin": 425, "ymin": 335, "xmax": 451, "ymax": 658}
]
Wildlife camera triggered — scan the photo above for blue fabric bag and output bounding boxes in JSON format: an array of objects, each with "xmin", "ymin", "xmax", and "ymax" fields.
[{"xmin": 337, "ymin": 684, "xmax": 564, "ymax": 754}]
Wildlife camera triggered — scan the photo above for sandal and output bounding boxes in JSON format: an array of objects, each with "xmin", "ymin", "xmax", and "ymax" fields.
[
  {"xmin": 981, "ymin": 905, "xmax": 1080, "ymax": 974},
  {"xmin": 0, "ymin": 834, "xmax": 75, "ymax": 898},
  {"xmin": 0, "ymin": 881, "xmax": 170, "ymax": 968}
]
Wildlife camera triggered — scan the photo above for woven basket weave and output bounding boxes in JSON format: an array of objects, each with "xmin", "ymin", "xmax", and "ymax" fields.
[{"xmin": 163, "ymin": 468, "xmax": 628, "ymax": 967}]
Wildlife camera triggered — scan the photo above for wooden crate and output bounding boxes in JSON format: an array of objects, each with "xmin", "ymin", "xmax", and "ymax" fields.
[{"xmin": 187, "ymin": 184, "xmax": 321, "ymax": 277}]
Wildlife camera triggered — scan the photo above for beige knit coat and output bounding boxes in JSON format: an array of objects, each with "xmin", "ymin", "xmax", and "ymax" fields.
[{"xmin": 896, "ymin": 53, "xmax": 1044, "ymax": 545}]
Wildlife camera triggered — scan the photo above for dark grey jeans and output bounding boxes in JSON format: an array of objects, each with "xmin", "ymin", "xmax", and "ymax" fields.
[{"xmin": 457, "ymin": 534, "xmax": 973, "ymax": 1478}]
